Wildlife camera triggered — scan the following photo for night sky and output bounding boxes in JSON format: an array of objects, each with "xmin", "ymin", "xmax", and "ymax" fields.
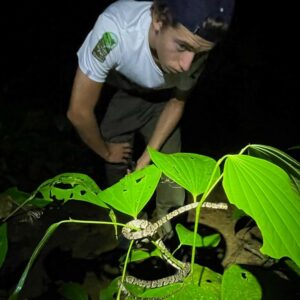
[{"xmin": 1, "ymin": 0, "xmax": 299, "ymax": 190}]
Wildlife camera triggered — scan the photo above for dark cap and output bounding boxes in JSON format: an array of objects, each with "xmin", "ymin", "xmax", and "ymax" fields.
[{"xmin": 161, "ymin": 0, "xmax": 235, "ymax": 43}]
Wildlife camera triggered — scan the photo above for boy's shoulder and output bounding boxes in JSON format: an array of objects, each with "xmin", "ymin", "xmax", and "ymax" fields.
[{"xmin": 103, "ymin": 0, "xmax": 152, "ymax": 28}]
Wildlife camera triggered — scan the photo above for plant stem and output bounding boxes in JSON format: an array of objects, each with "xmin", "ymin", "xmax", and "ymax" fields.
[
  {"xmin": 9, "ymin": 219, "xmax": 125, "ymax": 299},
  {"xmin": 3, "ymin": 192, "xmax": 37, "ymax": 222},
  {"xmin": 190, "ymin": 156, "xmax": 226, "ymax": 274},
  {"xmin": 117, "ymin": 239, "xmax": 134, "ymax": 300}
]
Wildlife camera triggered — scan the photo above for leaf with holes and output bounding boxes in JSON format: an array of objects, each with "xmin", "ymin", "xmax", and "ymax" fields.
[
  {"xmin": 148, "ymin": 147, "xmax": 219, "ymax": 198},
  {"xmin": 37, "ymin": 173, "xmax": 107, "ymax": 208},
  {"xmin": 98, "ymin": 165, "xmax": 161, "ymax": 218},
  {"xmin": 223, "ymin": 155, "xmax": 300, "ymax": 267},
  {"xmin": 221, "ymin": 265, "xmax": 262, "ymax": 299}
]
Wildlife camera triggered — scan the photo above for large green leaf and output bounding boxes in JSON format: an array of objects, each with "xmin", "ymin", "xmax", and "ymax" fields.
[
  {"xmin": 0, "ymin": 223, "xmax": 8, "ymax": 268},
  {"xmin": 37, "ymin": 173, "xmax": 108, "ymax": 208},
  {"xmin": 122, "ymin": 264, "xmax": 222, "ymax": 300},
  {"xmin": 223, "ymin": 155, "xmax": 300, "ymax": 266},
  {"xmin": 221, "ymin": 265, "xmax": 262, "ymax": 300},
  {"xmin": 248, "ymin": 144, "xmax": 300, "ymax": 192},
  {"xmin": 98, "ymin": 165, "xmax": 161, "ymax": 218},
  {"xmin": 148, "ymin": 147, "xmax": 219, "ymax": 197}
]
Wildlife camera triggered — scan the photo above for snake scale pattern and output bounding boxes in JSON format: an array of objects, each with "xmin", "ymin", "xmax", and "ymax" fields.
[{"xmin": 119, "ymin": 201, "xmax": 228, "ymax": 298}]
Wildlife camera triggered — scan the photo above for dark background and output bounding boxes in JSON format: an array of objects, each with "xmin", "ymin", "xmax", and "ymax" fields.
[
  {"xmin": 1, "ymin": 0, "xmax": 299, "ymax": 192},
  {"xmin": 0, "ymin": 1, "xmax": 299, "ymax": 299}
]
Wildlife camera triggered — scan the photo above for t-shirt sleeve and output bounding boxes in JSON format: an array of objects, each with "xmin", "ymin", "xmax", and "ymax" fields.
[{"xmin": 77, "ymin": 13, "xmax": 121, "ymax": 83}]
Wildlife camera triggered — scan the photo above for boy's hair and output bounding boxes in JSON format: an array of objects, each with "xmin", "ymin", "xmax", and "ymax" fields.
[{"xmin": 151, "ymin": 0, "xmax": 175, "ymax": 28}]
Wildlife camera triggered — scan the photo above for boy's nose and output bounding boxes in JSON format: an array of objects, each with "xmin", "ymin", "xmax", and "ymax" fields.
[{"xmin": 179, "ymin": 51, "xmax": 194, "ymax": 72}]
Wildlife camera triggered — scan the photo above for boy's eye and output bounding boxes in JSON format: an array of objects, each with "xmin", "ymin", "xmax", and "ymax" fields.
[{"xmin": 177, "ymin": 43, "xmax": 187, "ymax": 52}]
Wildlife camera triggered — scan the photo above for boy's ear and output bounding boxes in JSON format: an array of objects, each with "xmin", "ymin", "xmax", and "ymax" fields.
[{"xmin": 152, "ymin": 11, "xmax": 163, "ymax": 32}]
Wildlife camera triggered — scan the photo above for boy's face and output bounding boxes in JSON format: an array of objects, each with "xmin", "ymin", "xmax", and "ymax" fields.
[{"xmin": 151, "ymin": 21, "xmax": 214, "ymax": 74}]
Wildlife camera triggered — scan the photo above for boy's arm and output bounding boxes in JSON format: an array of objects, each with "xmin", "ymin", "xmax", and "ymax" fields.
[
  {"xmin": 136, "ymin": 97, "xmax": 185, "ymax": 170},
  {"xmin": 67, "ymin": 67, "xmax": 132, "ymax": 164}
]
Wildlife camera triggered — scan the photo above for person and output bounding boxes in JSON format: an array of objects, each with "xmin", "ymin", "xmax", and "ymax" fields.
[{"xmin": 67, "ymin": 0, "xmax": 235, "ymax": 238}]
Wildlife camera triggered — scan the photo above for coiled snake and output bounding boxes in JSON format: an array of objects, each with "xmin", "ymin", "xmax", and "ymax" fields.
[{"xmin": 119, "ymin": 201, "xmax": 228, "ymax": 296}]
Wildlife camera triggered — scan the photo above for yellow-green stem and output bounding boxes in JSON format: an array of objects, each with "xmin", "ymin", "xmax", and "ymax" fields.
[
  {"xmin": 10, "ymin": 219, "xmax": 125, "ymax": 299},
  {"xmin": 190, "ymin": 156, "xmax": 227, "ymax": 274},
  {"xmin": 117, "ymin": 239, "xmax": 134, "ymax": 300}
]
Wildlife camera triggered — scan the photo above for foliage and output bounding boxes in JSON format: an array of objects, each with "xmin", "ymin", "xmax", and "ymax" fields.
[
  {"xmin": 175, "ymin": 223, "xmax": 221, "ymax": 248},
  {"xmin": 0, "ymin": 223, "xmax": 7, "ymax": 268},
  {"xmin": 223, "ymin": 154, "xmax": 300, "ymax": 265},
  {"xmin": 58, "ymin": 282, "xmax": 89, "ymax": 300},
  {"xmin": 98, "ymin": 165, "xmax": 161, "ymax": 218},
  {"xmin": 221, "ymin": 265, "xmax": 262, "ymax": 299},
  {"xmin": 0, "ymin": 144, "xmax": 299, "ymax": 299}
]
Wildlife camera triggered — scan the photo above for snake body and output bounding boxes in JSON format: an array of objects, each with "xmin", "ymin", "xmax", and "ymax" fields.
[
  {"xmin": 122, "ymin": 202, "xmax": 199, "ymax": 241},
  {"xmin": 120, "ymin": 201, "xmax": 228, "ymax": 296}
]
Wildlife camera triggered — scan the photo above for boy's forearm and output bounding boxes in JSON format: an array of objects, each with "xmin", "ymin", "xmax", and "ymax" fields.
[
  {"xmin": 67, "ymin": 67, "xmax": 109, "ymax": 159},
  {"xmin": 148, "ymin": 97, "xmax": 185, "ymax": 150},
  {"xmin": 136, "ymin": 98, "xmax": 185, "ymax": 169},
  {"xmin": 69, "ymin": 111, "xmax": 110, "ymax": 160}
]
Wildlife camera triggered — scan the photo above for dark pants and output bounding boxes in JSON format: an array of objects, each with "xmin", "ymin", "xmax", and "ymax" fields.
[{"xmin": 100, "ymin": 89, "xmax": 185, "ymax": 233}]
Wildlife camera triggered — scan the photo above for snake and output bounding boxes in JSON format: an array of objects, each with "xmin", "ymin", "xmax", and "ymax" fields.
[{"xmin": 119, "ymin": 201, "xmax": 228, "ymax": 297}]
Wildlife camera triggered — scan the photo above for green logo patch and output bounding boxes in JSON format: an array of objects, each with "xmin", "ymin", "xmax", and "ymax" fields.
[{"xmin": 92, "ymin": 32, "xmax": 118, "ymax": 63}]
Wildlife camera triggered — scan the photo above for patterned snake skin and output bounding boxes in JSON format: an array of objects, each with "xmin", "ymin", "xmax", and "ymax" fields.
[{"xmin": 120, "ymin": 201, "xmax": 228, "ymax": 295}]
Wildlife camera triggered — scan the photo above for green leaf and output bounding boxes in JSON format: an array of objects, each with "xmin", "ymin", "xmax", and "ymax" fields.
[
  {"xmin": 9, "ymin": 218, "xmax": 118, "ymax": 299},
  {"xmin": 148, "ymin": 147, "xmax": 219, "ymax": 197},
  {"xmin": 223, "ymin": 155, "xmax": 300, "ymax": 266},
  {"xmin": 221, "ymin": 265, "xmax": 262, "ymax": 300},
  {"xmin": 59, "ymin": 282, "xmax": 89, "ymax": 300},
  {"xmin": 0, "ymin": 223, "xmax": 8, "ymax": 268},
  {"xmin": 176, "ymin": 224, "xmax": 220, "ymax": 247},
  {"xmin": 37, "ymin": 173, "xmax": 108, "ymax": 209},
  {"xmin": 248, "ymin": 144, "xmax": 300, "ymax": 192},
  {"xmin": 124, "ymin": 264, "xmax": 222, "ymax": 300},
  {"xmin": 9, "ymin": 221, "xmax": 64, "ymax": 299},
  {"xmin": 98, "ymin": 165, "xmax": 161, "ymax": 218},
  {"xmin": 121, "ymin": 248, "xmax": 161, "ymax": 263},
  {"xmin": 99, "ymin": 277, "xmax": 119, "ymax": 300}
]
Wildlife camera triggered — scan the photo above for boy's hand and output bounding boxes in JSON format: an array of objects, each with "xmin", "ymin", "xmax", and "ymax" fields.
[{"xmin": 105, "ymin": 142, "xmax": 132, "ymax": 164}]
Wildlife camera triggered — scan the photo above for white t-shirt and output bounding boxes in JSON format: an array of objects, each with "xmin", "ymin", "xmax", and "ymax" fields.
[{"xmin": 78, "ymin": 0, "xmax": 208, "ymax": 94}]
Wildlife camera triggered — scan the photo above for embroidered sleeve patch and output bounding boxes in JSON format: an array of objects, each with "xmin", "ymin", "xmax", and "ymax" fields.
[{"xmin": 92, "ymin": 32, "xmax": 118, "ymax": 63}]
